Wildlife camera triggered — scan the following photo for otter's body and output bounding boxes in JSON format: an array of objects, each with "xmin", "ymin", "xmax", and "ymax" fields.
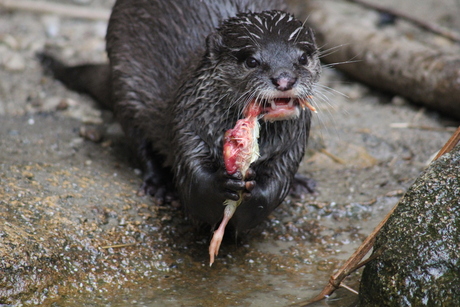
[{"xmin": 42, "ymin": 0, "xmax": 321, "ymax": 232}]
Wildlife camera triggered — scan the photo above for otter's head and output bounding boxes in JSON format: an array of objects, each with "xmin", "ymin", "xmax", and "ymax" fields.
[{"xmin": 206, "ymin": 10, "xmax": 321, "ymax": 121}]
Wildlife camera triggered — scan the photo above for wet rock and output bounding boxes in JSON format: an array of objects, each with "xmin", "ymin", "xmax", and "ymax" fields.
[{"xmin": 359, "ymin": 145, "xmax": 460, "ymax": 306}]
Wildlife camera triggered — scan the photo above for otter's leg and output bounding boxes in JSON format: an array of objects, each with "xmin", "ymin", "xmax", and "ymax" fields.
[{"xmin": 137, "ymin": 141, "xmax": 175, "ymax": 203}]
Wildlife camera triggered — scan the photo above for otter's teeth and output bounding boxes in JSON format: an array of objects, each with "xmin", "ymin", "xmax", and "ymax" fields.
[{"xmin": 269, "ymin": 98, "xmax": 295, "ymax": 110}]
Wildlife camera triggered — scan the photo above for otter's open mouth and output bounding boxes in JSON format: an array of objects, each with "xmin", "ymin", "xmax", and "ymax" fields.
[{"xmin": 258, "ymin": 97, "xmax": 316, "ymax": 121}]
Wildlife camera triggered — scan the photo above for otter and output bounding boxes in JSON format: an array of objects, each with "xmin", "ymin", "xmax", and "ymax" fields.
[{"xmin": 40, "ymin": 0, "xmax": 321, "ymax": 232}]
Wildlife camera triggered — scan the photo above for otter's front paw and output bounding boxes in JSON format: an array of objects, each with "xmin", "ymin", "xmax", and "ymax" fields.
[
  {"xmin": 138, "ymin": 172, "xmax": 176, "ymax": 204},
  {"xmin": 221, "ymin": 168, "xmax": 256, "ymax": 201}
]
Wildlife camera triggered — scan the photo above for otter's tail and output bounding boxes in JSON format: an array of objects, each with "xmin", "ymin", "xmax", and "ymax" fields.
[{"xmin": 37, "ymin": 52, "xmax": 112, "ymax": 109}]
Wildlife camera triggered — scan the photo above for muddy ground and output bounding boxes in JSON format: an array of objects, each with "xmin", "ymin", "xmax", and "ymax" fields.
[{"xmin": 0, "ymin": 0, "xmax": 459, "ymax": 306}]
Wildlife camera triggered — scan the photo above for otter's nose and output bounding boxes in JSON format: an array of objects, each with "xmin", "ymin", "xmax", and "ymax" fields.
[{"xmin": 271, "ymin": 70, "xmax": 297, "ymax": 91}]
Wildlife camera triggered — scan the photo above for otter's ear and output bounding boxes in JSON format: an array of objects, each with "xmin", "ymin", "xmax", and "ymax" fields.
[{"xmin": 206, "ymin": 32, "xmax": 224, "ymax": 59}]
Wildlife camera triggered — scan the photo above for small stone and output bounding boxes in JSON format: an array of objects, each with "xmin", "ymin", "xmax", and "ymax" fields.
[
  {"xmin": 41, "ymin": 15, "xmax": 61, "ymax": 38},
  {"xmin": 41, "ymin": 97, "xmax": 61, "ymax": 112},
  {"xmin": 81, "ymin": 116, "xmax": 103, "ymax": 125},
  {"xmin": 2, "ymin": 34, "xmax": 19, "ymax": 50},
  {"xmin": 391, "ymin": 96, "xmax": 408, "ymax": 106},
  {"xmin": 3, "ymin": 53, "xmax": 26, "ymax": 72},
  {"xmin": 22, "ymin": 171, "xmax": 34, "ymax": 179},
  {"xmin": 56, "ymin": 99, "xmax": 70, "ymax": 111},
  {"xmin": 69, "ymin": 137, "xmax": 84, "ymax": 148},
  {"xmin": 79, "ymin": 126, "xmax": 102, "ymax": 143},
  {"xmin": 101, "ymin": 139, "xmax": 112, "ymax": 148},
  {"xmin": 432, "ymin": 36, "xmax": 452, "ymax": 48}
]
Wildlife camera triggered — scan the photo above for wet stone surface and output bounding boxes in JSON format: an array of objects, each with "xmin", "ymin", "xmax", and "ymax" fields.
[{"xmin": 359, "ymin": 145, "xmax": 460, "ymax": 306}]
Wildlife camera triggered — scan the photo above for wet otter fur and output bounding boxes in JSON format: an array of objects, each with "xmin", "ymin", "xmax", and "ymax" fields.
[{"xmin": 39, "ymin": 0, "xmax": 321, "ymax": 232}]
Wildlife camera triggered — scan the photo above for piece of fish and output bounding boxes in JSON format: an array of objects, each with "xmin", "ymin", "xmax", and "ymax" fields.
[{"xmin": 209, "ymin": 103, "xmax": 261, "ymax": 266}]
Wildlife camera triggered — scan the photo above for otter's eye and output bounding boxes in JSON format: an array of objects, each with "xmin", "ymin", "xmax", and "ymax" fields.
[
  {"xmin": 299, "ymin": 53, "xmax": 308, "ymax": 65},
  {"xmin": 245, "ymin": 56, "xmax": 259, "ymax": 68}
]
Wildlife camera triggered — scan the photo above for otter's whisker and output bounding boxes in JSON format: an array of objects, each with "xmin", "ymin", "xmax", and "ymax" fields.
[
  {"xmin": 316, "ymin": 83, "xmax": 349, "ymax": 99},
  {"xmin": 293, "ymin": 15, "xmax": 311, "ymax": 43},
  {"xmin": 323, "ymin": 59, "xmax": 361, "ymax": 68},
  {"xmin": 318, "ymin": 43, "xmax": 349, "ymax": 58}
]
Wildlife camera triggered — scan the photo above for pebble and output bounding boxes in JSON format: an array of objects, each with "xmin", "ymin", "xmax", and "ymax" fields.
[
  {"xmin": 22, "ymin": 171, "xmax": 34, "ymax": 180},
  {"xmin": 53, "ymin": 98, "xmax": 78, "ymax": 111},
  {"xmin": 2, "ymin": 34, "xmax": 19, "ymax": 50},
  {"xmin": 61, "ymin": 98, "xmax": 78, "ymax": 108},
  {"xmin": 41, "ymin": 97, "xmax": 62, "ymax": 112},
  {"xmin": 56, "ymin": 99, "xmax": 71, "ymax": 111},
  {"xmin": 69, "ymin": 137, "xmax": 85, "ymax": 148},
  {"xmin": 101, "ymin": 139, "xmax": 112, "ymax": 148},
  {"xmin": 391, "ymin": 96, "xmax": 409, "ymax": 106},
  {"xmin": 67, "ymin": 107, "xmax": 103, "ymax": 124},
  {"xmin": 79, "ymin": 126, "xmax": 103, "ymax": 143},
  {"xmin": 82, "ymin": 115, "xmax": 103, "ymax": 125},
  {"xmin": 41, "ymin": 15, "xmax": 61, "ymax": 38},
  {"xmin": 3, "ymin": 53, "xmax": 26, "ymax": 72},
  {"xmin": 432, "ymin": 36, "xmax": 453, "ymax": 49}
]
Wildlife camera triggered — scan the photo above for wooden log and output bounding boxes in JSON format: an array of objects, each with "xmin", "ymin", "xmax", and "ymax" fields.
[
  {"xmin": 0, "ymin": 0, "xmax": 110, "ymax": 20},
  {"xmin": 302, "ymin": 0, "xmax": 460, "ymax": 120}
]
